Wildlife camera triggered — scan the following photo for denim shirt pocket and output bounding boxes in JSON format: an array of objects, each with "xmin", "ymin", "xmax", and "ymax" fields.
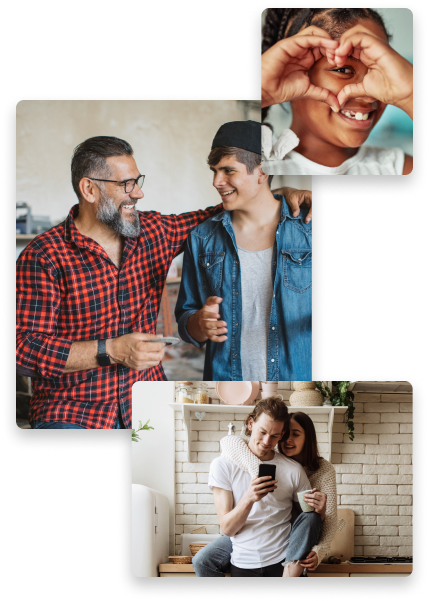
[
  {"xmin": 282, "ymin": 249, "xmax": 312, "ymax": 293},
  {"xmin": 198, "ymin": 252, "xmax": 226, "ymax": 293}
]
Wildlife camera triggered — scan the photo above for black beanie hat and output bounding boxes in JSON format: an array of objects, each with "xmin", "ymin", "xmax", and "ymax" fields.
[{"xmin": 211, "ymin": 120, "xmax": 261, "ymax": 154}]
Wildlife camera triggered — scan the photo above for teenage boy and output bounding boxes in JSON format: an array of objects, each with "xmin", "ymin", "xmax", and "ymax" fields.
[{"xmin": 175, "ymin": 120, "xmax": 312, "ymax": 380}]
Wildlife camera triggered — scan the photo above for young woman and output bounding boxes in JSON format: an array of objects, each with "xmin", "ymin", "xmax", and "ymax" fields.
[
  {"xmin": 261, "ymin": 8, "xmax": 413, "ymax": 175},
  {"xmin": 192, "ymin": 411, "xmax": 340, "ymax": 577}
]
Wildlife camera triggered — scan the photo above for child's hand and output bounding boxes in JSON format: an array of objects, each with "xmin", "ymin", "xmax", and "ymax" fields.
[
  {"xmin": 335, "ymin": 25, "xmax": 413, "ymax": 119},
  {"xmin": 262, "ymin": 26, "xmax": 340, "ymax": 112}
]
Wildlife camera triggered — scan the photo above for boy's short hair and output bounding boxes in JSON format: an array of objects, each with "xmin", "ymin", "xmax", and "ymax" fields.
[{"xmin": 207, "ymin": 146, "xmax": 274, "ymax": 187}]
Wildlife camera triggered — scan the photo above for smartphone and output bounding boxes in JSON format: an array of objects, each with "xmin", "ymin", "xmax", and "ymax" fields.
[
  {"xmin": 258, "ymin": 464, "xmax": 276, "ymax": 491},
  {"xmin": 144, "ymin": 337, "xmax": 180, "ymax": 346}
]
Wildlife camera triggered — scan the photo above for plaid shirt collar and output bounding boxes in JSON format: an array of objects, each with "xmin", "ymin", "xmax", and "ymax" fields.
[{"xmin": 64, "ymin": 204, "xmax": 140, "ymax": 264}]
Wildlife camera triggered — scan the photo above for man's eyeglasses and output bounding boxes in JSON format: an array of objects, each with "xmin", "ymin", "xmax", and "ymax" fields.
[{"xmin": 89, "ymin": 174, "xmax": 145, "ymax": 194}]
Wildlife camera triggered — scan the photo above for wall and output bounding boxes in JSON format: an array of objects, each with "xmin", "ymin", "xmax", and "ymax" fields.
[
  {"xmin": 16, "ymin": 100, "xmax": 260, "ymax": 223},
  {"xmin": 132, "ymin": 381, "xmax": 176, "ymax": 553},
  {"xmin": 173, "ymin": 385, "xmax": 413, "ymax": 558}
]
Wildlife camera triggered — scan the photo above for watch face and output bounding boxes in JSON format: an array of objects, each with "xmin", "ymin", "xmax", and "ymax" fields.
[{"xmin": 97, "ymin": 353, "xmax": 111, "ymax": 367}]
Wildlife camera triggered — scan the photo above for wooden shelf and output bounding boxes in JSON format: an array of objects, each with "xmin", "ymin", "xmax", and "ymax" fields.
[
  {"xmin": 169, "ymin": 403, "xmax": 347, "ymax": 462},
  {"xmin": 16, "ymin": 234, "xmax": 36, "ymax": 242},
  {"xmin": 158, "ymin": 562, "xmax": 412, "ymax": 576}
]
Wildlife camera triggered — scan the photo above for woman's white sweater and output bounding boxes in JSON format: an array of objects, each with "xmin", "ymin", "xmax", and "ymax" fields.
[{"xmin": 220, "ymin": 435, "xmax": 339, "ymax": 566}]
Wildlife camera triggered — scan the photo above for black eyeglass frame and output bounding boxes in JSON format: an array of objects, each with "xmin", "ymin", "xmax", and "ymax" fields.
[{"xmin": 88, "ymin": 174, "xmax": 145, "ymax": 193}]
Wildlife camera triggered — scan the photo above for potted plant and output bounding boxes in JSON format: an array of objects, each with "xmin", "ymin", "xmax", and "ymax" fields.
[
  {"xmin": 132, "ymin": 419, "xmax": 154, "ymax": 442},
  {"xmin": 315, "ymin": 381, "xmax": 355, "ymax": 441}
]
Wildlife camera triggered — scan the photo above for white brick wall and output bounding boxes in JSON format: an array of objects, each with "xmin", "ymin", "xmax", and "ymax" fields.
[{"xmin": 173, "ymin": 385, "xmax": 412, "ymax": 557}]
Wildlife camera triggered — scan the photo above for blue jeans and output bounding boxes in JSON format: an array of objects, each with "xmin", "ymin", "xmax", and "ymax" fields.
[
  {"xmin": 193, "ymin": 511, "xmax": 322, "ymax": 577},
  {"xmin": 31, "ymin": 413, "xmax": 126, "ymax": 429}
]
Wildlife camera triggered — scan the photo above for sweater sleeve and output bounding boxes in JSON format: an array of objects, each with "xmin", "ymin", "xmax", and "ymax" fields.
[
  {"xmin": 220, "ymin": 435, "xmax": 261, "ymax": 478},
  {"xmin": 310, "ymin": 460, "xmax": 339, "ymax": 566}
]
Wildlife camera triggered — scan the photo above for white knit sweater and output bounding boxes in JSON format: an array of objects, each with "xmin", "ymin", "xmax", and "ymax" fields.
[{"xmin": 220, "ymin": 435, "xmax": 340, "ymax": 566}]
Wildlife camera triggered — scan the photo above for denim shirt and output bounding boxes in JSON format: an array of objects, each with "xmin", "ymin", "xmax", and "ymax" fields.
[{"xmin": 175, "ymin": 195, "xmax": 311, "ymax": 380}]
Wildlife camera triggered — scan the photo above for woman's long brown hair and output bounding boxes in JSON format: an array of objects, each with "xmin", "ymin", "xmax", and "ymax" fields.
[{"xmin": 278, "ymin": 411, "xmax": 321, "ymax": 472}]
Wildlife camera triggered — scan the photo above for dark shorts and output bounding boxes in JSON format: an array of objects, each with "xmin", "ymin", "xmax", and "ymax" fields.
[{"xmin": 230, "ymin": 561, "xmax": 284, "ymax": 577}]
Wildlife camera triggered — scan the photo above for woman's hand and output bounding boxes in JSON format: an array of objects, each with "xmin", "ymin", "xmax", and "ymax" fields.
[
  {"xmin": 300, "ymin": 551, "xmax": 318, "ymax": 571},
  {"xmin": 262, "ymin": 26, "xmax": 340, "ymax": 111},
  {"xmin": 304, "ymin": 488, "xmax": 327, "ymax": 519},
  {"xmin": 335, "ymin": 25, "xmax": 413, "ymax": 119}
]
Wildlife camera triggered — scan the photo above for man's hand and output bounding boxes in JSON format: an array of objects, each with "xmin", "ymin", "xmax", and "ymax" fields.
[
  {"xmin": 300, "ymin": 551, "xmax": 319, "ymax": 571},
  {"xmin": 244, "ymin": 476, "xmax": 278, "ymax": 504},
  {"xmin": 186, "ymin": 296, "xmax": 228, "ymax": 343},
  {"xmin": 272, "ymin": 187, "xmax": 312, "ymax": 223},
  {"xmin": 107, "ymin": 333, "xmax": 165, "ymax": 371}
]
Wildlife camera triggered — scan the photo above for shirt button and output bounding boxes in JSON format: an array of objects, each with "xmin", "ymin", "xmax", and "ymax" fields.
[
  {"xmin": 234, "ymin": 291, "xmax": 238, "ymax": 295},
  {"xmin": 272, "ymin": 327, "xmax": 275, "ymax": 330},
  {"xmin": 273, "ymin": 294, "xmax": 275, "ymax": 298},
  {"xmin": 234, "ymin": 353, "xmax": 237, "ymax": 357},
  {"xmin": 235, "ymin": 261, "xmax": 239, "ymax": 264},
  {"xmin": 207, "ymin": 263, "xmax": 210, "ymax": 266},
  {"xmin": 271, "ymin": 359, "xmax": 275, "ymax": 363},
  {"xmin": 235, "ymin": 323, "xmax": 238, "ymax": 327}
]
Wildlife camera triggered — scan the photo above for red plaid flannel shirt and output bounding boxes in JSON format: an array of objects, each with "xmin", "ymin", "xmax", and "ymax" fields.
[{"xmin": 16, "ymin": 203, "xmax": 221, "ymax": 429}]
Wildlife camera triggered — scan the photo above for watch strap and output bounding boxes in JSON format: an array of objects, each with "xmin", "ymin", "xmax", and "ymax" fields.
[{"xmin": 97, "ymin": 339, "xmax": 111, "ymax": 367}]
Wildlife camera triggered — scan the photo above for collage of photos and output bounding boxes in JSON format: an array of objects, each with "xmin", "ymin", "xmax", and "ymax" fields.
[{"xmin": 15, "ymin": 7, "xmax": 413, "ymax": 582}]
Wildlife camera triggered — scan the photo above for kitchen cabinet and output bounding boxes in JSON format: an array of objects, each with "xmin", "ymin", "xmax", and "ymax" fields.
[{"xmin": 169, "ymin": 403, "xmax": 347, "ymax": 462}]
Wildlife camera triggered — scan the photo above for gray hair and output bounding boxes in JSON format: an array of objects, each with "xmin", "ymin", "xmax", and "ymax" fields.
[{"xmin": 71, "ymin": 136, "xmax": 134, "ymax": 200}]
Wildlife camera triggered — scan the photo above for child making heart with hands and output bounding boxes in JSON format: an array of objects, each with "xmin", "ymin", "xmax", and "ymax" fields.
[{"xmin": 261, "ymin": 8, "xmax": 413, "ymax": 175}]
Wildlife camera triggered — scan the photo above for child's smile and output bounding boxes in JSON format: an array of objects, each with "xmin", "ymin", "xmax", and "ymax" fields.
[{"xmin": 289, "ymin": 19, "xmax": 388, "ymax": 161}]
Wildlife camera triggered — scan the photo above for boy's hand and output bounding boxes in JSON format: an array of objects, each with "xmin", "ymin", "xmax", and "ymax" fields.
[{"xmin": 186, "ymin": 297, "xmax": 228, "ymax": 343}]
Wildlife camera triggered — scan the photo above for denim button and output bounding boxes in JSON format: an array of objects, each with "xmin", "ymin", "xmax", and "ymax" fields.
[
  {"xmin": 234, "ymin": 353, "xmax": 237, "ymax": 357},
  {"xmin": 234, "ymin": 291, "xmax": 238, "ymax": 295},
  {"xmin": 235, "ymin": 323, "xmax": 238, "ymax": 327},
  {"xmin": 272, "ymin": 327, "xmax": 275, "ymax": 330},
  {"xmin": 271, "ymin": 359, "xmax": 275, "ymax": 362}
]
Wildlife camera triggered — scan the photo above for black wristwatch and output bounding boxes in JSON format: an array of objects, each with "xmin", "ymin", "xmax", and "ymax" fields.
[{"xmin": 97, "ymin": 339, "xmax": 111, "ymax": 367}]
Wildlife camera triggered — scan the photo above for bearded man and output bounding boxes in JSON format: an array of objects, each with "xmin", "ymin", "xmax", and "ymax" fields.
[{"xmin": 16, "ymin": 136, "xmax": 225, "ymax": 429}]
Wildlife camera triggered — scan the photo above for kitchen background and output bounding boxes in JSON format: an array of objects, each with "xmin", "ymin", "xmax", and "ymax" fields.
[{"xmin": 132, "ymin": 381, "xmax": 412, "ymax": 563}]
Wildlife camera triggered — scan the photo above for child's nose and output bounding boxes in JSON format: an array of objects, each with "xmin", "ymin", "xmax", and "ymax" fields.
[{"xmin": 355, "ymin": 95, "xmax": 377, "ymax": 104}]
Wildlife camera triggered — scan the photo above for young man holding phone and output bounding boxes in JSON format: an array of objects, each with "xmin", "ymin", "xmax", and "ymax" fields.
[{"xmin": 206, "ymin": 398, "xmax": 316, "ymax": 577}]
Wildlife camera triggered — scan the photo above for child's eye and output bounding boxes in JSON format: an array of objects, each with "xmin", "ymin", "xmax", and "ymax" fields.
[{"xmin": 332, "ymin": 67, "xmax": 354, "ymax": 74}]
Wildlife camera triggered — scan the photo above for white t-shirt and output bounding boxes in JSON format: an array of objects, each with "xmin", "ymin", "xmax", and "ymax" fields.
[
  {"xmin": 208, "ymin": 454, "xmax": 310, "ymax": 569},
  {"xmin": 238, "ymin": 246, "xmax": 273, "ymax": 382},
  {"xmin": 262, "ymin": 145, "xmax": 404, "ymax": 175},
  {"xmin": 261, "ymin": 126, "xmax": 405, "ymax": 175}
]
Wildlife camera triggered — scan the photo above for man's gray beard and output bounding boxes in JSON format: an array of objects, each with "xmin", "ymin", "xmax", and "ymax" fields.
[{"xmin": 96, "ymin": 189, "xmax": 140, "ymax": 237}]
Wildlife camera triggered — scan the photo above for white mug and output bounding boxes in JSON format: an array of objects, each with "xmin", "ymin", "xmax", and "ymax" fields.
[
  {"xmin": 261, "ymin": 381, "xmax": 278, "ymax": 392},
  {"xmin": 261, "ymin": 392, "xmax": 283, "ymax": 400}
]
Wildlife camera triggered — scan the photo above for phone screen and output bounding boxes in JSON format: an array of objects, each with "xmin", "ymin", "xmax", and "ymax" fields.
[{"xmin": 258, "ymin": 464, "xmax": 276, "ymax": 491}]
